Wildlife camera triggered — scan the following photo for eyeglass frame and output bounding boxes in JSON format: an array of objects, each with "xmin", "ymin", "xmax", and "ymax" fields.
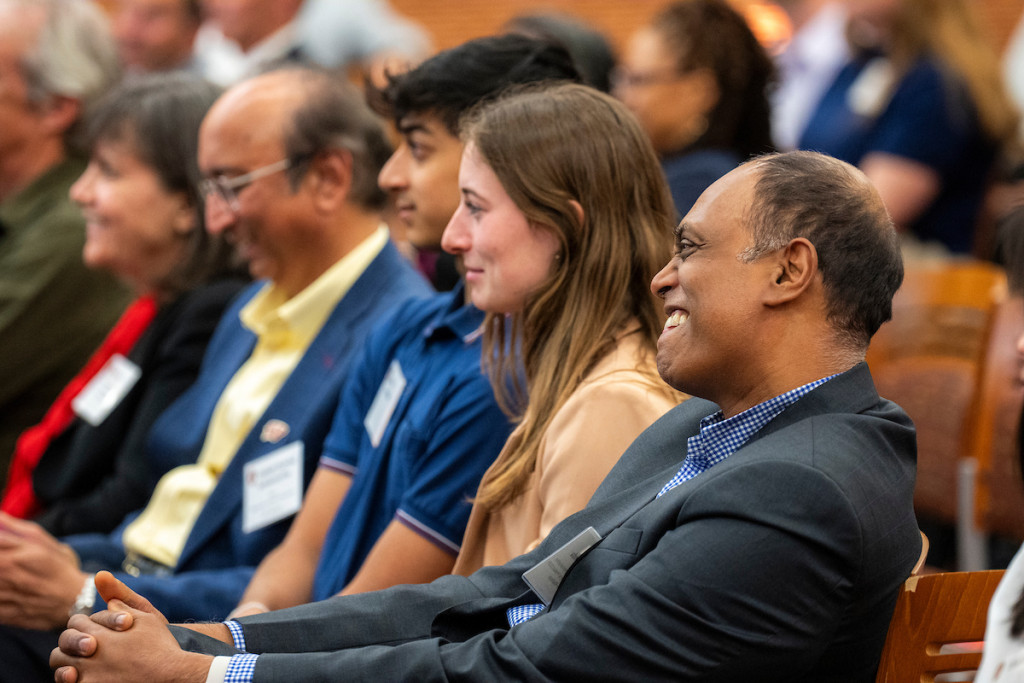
[
  {"xmin": 198, "ymin": 157, "xmax": 299, "ymax": 213},
  {"xmin": 610, "ymin": 66, "xmax": 687, "ymax": 91}
]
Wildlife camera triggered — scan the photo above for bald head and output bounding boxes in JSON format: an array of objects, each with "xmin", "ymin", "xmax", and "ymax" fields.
[
  {"xmin": 204, "ymin": 68, "xmax": 390, "ymax": 210},
  {"xmin": 202, "ymin": 69, "xmax": 306, "ymax": 157},
  {"xmin": 741, "ymin": 151, "xmax": 902, "ymax": 350}
]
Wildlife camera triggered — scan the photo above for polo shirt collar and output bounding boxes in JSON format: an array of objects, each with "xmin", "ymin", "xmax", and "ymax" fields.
[{"xmin": 423, "ymin": 280, "xmax": 484, "ymax": 343}]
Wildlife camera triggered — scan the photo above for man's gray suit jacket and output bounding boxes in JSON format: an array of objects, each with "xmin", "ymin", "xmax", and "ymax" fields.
[{"xmin": 174, "ymin": 362, "xmax": 920, "ymax": 682}]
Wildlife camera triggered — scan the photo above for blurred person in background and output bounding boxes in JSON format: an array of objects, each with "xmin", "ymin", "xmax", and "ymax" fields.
[
  {"xmin": 770, "ymin": 0, "xmax": 849, "ymax": 150},
  {"xmin": 1, "ymin": 73, "xmax": 248, "ymax": 538},
  {"xmin": 111, "ymin": 0, "xmax": 203, "ymax": 75},
  {"xmin": 799, "ymin": 0, "xmax": 1019, "ymax": 255},
  {"xmin": 614, "ymin": 0, "xmax": 775, "ymax": 217},
  {"xmin": 195, "ymin": 0, "xmax": 430, "ymax": 87},
  {"xmin": 504, "ymin": 12, "xmax": 616, "ymax": 93},
  {"xmin": 0, "ymin": 0, "xmax": 132, "ymax": 485}
]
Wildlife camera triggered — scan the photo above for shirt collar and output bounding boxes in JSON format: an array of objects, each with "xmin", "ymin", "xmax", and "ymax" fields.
[
  {"xmin": 422, "ymin": 280, "xmax": 485, "ymax": 344},
  {"xmin": 691, "ymin": 373, "xmax": 840, "ymax": 466},
  {"xmin": 240, "ymin": 227, "xmax": 388, "ymax": 348}
]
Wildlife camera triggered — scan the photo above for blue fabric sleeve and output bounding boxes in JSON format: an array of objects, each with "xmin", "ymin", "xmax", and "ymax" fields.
[{"xmin": 395, "ymin": 373, "xmax": 510, "ymax": 552}]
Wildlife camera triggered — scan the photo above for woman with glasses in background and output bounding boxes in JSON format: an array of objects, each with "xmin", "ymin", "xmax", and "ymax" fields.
[{"xmin": 613, "ymin": 0, "xmax": 775, "ymax": 218}]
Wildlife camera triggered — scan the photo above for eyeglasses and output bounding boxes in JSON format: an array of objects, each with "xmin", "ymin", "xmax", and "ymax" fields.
[
  {"xmin": 610, "ymin": 67, "xmax": 685, "ymax": 90},
  {"xmin": 199, "ymin": 157, "xmax": 295, "ymax": 213}
]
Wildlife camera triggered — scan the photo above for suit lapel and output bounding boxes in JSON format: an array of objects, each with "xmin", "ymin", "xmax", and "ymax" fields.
[
  {"xmin": 174, "ymin": 259, "xmax": 394, "ymax": 566},
  {"xmin": 174, "ymin": 243, "xmax": 427, "ymax": 567},
  {"xmin": 558, "ymin": 364, "xmax": 881, "ymax": 571}
]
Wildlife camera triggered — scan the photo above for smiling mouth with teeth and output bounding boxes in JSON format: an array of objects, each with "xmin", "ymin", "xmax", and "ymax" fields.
[{"xmin": 664, "ymin": 311, "xmax": 688, "ymax": 330}]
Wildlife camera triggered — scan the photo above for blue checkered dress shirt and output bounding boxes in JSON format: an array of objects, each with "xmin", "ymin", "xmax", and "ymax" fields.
[{"xmin": 506, "ymin": 374, "xmax": 838, "ymax": 628}]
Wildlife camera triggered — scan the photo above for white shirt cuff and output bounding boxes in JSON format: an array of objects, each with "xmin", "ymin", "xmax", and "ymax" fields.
[{"xmin": 205, "ymin": 656, "xmax": 230, "ymax": 683}]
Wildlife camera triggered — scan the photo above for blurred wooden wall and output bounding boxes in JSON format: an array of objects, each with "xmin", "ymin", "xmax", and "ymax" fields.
[
  {"xmin": 390, "ymin": 0, "xmax": 1024, "ymax": 55},
  {"xmin": 94, "ymin": 0, "xmax": 1024, "ymax": 57}
]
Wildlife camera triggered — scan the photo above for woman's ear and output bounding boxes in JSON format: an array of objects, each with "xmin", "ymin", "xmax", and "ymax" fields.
[
  {"xmin": 683, "ymin": 68, "xmax": 720, "ymax": 118},
  {"xmin": 569, "ymin": 199, "xmax": 584, "ymax": 227},
  {"xmin": 173, "ymin": 195, "xmax": 197, "ymax": 238}
]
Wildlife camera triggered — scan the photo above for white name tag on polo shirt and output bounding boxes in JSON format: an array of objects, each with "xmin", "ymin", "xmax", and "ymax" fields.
[
  {"xmin": 363, "ymin": 360, "xmax": 406, "ymax": 447},
  {"xmin": 242, "ymin": 441, "xmax": 304, "ymax": 533},
  {"xmin": 522, "ymin": 526, "xmax": 602, "ymax": 605},
  {"xmin": 72, "ymin": 354, "xmax": 142, "ymax": 426}
]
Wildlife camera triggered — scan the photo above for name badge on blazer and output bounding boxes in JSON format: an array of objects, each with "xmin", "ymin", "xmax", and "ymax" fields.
[
  {"xmin": 243, "ymin": 441, "xmax": 304, "ymax": 533},
  {"xmin": 72, "ymin": 354, "xmax": 142, "ymax": 426},
  {"xmin": 522, "ymin": 526, "xmax": 602, "ymax": 605}
]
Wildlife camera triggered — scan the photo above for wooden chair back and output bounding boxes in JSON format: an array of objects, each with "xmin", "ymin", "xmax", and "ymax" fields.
[
  {"xmin": 913, "ymin": 531, "xmax": 930, "ymax": 576},
  {"xmin": 866, "ymin": 260, "xmax": 1007, "ymax": 525},
  {"xmin": 875, "ymin": 569, "xmax": 1005, "ymax": 683},
  {"xmin": 972, "ymin": 296, "xmax": 1024, "ymax": 538}
]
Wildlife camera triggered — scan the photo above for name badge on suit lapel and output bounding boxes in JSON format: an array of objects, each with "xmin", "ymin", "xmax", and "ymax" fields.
[
  {"xmin": 522, "ymin": 526, "xmax": 602, "ymax": 605},
  {"xmin": 243, "ymin": 441, "xmax": 304, "ymax": 533}
]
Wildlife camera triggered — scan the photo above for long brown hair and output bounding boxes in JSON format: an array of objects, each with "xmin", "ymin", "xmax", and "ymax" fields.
[{"xmin": 465, "ymin": 83, "xmax": 677, "ymax": 510}]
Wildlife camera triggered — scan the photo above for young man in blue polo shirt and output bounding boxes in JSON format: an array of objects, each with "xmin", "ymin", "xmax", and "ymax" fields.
[{"xmin": 224, "ymin": 35, "xmax": 582, "ymax": 617}]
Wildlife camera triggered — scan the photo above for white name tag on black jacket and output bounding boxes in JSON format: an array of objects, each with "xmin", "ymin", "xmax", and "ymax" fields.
[
  {"xmin": 72, "ymin": 354, "xmax": 142, "ymax": 426},
  {"xmin": 522, "ymin": 526, "xmax": 602, "ymax": 605}
]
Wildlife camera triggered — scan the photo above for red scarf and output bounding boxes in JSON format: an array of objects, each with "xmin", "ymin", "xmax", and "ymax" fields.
[{"xmin": 1, "ymin": 295, "xmax": 159, "ymax": 518}]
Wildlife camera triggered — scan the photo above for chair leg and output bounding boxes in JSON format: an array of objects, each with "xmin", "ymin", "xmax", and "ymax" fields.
[{"xmin": 957, "ymin": 457, "xmax": 988, "ymax": 571}]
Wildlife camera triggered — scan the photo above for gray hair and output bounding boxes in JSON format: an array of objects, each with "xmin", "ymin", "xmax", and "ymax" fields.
[
  {"xmin": 277, "ymin": 68, "xmax": 391, "ymax": 212},
  {"xmin": 13, "ymin": 0, "xmax": 121, "ymax": 152}
]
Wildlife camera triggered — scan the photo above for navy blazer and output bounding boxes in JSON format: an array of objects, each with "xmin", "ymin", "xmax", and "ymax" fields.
[
  {"xmin": 67, "ymin": 241, "xmax": 430, "ymax": 622},
  {"xmin": 176, "ymin": 362, "xmax": 920, "ymax": 682},
  {"xmin": 32, "ymin": 278, "xmax": 249, "ymax": 537}
]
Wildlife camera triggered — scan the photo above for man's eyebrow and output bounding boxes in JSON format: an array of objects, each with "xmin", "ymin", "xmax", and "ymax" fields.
[
  {"xmin": 396, "ymin": 119, "xmax": 429, "ymax": 137},
  {"xmin": 675, "ymin": 221, "xmax": 705, "ymax": 243}
]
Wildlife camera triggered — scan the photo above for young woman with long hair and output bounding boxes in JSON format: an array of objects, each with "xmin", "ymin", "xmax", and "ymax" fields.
[{"xmin": 446, "ymin": 82, "xmax": 684, "ymax": 573}]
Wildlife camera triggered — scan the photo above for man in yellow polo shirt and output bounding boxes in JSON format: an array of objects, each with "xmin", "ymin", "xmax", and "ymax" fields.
[{"xmin": 0, "ymin": 67, "xmax": 430, "ymax": 678}]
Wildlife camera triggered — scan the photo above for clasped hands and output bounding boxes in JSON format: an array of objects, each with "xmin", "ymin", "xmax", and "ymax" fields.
[{"xmin": 50, "ymin": 570, "xmax": 212, "ymax": 683}]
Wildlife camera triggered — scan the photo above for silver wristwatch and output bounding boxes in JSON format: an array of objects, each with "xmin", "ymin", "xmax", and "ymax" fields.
[{"xmin": 69, "ymin": 573, "xmax": 97, "ymax": 617}]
